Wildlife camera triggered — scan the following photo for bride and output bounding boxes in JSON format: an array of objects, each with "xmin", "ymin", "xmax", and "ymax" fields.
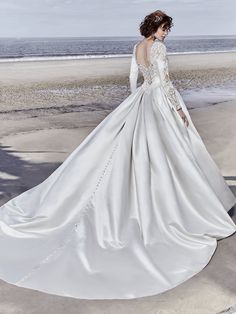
[{"xmin": 0, "ymin": 10, "xmax": 235, "ymax": 300}]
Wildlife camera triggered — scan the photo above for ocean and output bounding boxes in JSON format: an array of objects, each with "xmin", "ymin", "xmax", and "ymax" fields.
[{"xmin": 0, "ymin": 35, "xmax": 236, "ymax": 63}]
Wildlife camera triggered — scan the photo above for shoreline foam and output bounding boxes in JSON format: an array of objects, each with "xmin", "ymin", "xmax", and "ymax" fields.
[{"xmin": 1, "ymin": 49, "xmax": 236, "ymax": 64}]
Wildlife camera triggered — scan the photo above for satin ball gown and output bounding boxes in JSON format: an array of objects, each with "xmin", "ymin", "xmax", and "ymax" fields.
[{"xmin": 0, "ymin": 38, "xmax": 235, "ymax": 300}]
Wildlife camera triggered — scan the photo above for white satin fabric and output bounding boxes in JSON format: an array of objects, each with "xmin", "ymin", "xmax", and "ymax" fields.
[{"xmin": 0, "ymin": 40, "xmax": 236, "ymax": 300}]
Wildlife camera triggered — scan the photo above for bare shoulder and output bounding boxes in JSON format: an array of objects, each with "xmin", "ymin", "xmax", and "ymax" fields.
[{"xmin": 136, "ymin": 39, "xmax": 155, "ymax": 50}]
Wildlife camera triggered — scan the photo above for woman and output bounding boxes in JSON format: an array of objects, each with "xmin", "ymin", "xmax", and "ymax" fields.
[{"xmin": 0, "ymin": 10, "xmax": 235, "ymax": 300}]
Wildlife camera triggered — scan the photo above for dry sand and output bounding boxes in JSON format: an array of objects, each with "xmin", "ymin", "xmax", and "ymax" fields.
[{"xmin": 0, "ymin": 52, "xmax": 236, "ymax": 314}]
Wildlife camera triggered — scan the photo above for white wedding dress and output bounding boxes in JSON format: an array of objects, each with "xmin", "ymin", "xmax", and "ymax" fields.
[{"xmin": 0, "ymin": 38, "xmax": 236, "ymax": 300}]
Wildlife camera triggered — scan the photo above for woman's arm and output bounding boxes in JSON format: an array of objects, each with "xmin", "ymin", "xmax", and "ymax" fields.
[
  {"xmin": 152, "ymin": 41, "xmax": 182, "ymax": 111},
  {"xmin": 129, "ymin": 44, "xmax": 139, "ymax": 94}
]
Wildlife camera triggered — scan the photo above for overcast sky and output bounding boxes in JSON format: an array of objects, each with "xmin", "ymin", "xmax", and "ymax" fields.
[{"xmin": 0, "ymin": 0, "xmax": 235, "ymax": 37}]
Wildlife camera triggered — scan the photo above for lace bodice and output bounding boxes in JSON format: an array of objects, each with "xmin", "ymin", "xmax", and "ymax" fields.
[{"xmin": 129, "ymin": 39, "xmax": 182, "ymax": 111}]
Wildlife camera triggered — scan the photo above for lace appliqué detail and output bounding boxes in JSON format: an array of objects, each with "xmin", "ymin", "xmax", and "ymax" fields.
[
  {"xmin": 138, "ymin": 64, "xmax": 156, "ymax": 85},
  {"xmin": 151, "ymin": 41, "xmax": 182, "ymax": 111}
]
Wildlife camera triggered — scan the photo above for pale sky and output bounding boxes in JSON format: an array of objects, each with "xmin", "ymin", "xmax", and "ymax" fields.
[{"xmin": 0, "ymin": 0, "xmax": 235, "ymax": 37}]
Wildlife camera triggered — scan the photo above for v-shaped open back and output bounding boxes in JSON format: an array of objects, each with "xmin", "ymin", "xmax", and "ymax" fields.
[{"xmin": 135, "ymin": 40, "xmax": 156, "ymax": 69}]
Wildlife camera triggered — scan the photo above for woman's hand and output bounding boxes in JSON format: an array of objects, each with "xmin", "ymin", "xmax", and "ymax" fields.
[{"xmin": 177, "ymin": 108, "xmax": 189, "ymax": 127}]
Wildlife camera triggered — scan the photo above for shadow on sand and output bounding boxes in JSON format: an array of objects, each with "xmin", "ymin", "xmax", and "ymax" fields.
[{"xmin": 0, "ymin": 144, "xmax": 61, "ymax": 206}]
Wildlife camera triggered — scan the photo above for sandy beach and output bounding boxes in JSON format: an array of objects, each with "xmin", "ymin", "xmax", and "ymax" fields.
[
  {"xmin": 0, "ymin": 51, "xmax": 236, "ymax": 314},
  {"xmin": 0, "ymin": 51, "xmax": 236, "ymax": 114}
]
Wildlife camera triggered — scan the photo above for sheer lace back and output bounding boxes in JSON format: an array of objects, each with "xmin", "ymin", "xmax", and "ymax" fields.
[{"xmin": 137, "ymin": 64, "xmax": 158, "ymax": 85}]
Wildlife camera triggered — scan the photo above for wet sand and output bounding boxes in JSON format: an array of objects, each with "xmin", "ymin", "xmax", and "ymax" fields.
[{"xmin": 0, "ymin": 51, "xmax": 236, "ymax": 115}]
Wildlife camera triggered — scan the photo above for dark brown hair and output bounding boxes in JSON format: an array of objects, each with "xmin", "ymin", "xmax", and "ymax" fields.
[{"xmin": 139, "ymin": 10, "xmax": 173, "ymax": 38}]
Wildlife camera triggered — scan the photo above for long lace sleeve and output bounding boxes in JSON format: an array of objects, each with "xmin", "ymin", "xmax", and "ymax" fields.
[
  {"xmin": 129, "ymin": 44, "xmax": 139, "ymax": 94},
  {"xmin": 152, "ymin": 41, "xmax": 182, "ymax": 111}
]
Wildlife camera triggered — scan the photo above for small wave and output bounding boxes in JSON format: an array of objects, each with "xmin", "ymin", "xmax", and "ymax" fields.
[
  {"xmin": 169, "ymin": 49, "xmax": 236, "ymax": 55},
  {"xmin": 0, "ymin": 49, "xmax": 236, "ymax": 63},
  {"xmin": 0, "ymin": 54, "xmax": 130, "ymax": 63}
]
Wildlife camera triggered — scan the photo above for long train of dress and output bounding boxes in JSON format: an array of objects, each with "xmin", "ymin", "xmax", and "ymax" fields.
[{"xmin": 0, "ymin": 39, "xmax": 235, "ymax": 299}]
